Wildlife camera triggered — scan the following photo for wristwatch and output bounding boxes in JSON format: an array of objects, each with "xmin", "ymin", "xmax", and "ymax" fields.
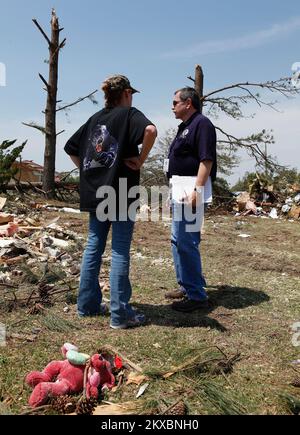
[{"xmin": 194, "ymin": 186, "xmax": 202, "ymax": 193}]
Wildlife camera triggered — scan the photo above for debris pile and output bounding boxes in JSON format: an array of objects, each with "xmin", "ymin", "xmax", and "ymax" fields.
[
  {"xmin": 0, "ymin": 194, "xmax": 86, "ymax": 310},
  {"xmin": 233, "ymin": 178, "xmax": 300, "ymax": 220}
]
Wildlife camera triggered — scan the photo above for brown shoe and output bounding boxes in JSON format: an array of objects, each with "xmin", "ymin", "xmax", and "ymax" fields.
[{"xmin": 165, "ymin": 287, "xmax": 186, "ymax": 300}]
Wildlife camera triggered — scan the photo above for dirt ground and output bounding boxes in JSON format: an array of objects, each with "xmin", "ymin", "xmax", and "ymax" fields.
[{"xmin": 0, "ymin": 208, "xmax": 299, "ymax": 415}]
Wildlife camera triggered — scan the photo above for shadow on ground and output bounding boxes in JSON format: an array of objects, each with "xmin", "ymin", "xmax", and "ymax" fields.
[
  {"xmin": 206, "ymin": 285, "xmax": 270, "ymax": 310},
  {"xmin": 133, "ymin": 285, "xmax": 270, "ymax": 332}
]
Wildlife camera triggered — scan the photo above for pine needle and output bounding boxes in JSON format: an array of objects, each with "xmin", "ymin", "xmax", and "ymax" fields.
[
  {"xmin": 39, "ymin": 311, "xmax": 81, "ymax": 332},
  {"xmin": 200, "ymin": 380, "xmax": 248, "ymax": 415}
]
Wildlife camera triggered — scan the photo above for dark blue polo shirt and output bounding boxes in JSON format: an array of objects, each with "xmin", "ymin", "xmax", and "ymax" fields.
[{"xmin": 167, "ymin": 112, "xmax": 217, "ymax": 181}]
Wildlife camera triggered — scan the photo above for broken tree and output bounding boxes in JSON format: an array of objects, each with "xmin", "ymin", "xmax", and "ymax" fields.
[
  {"xmin": 24, "ymin": 9, "xmax": 98, "ymax": 198},
  {"xmin": 188, "ymin": 64, "xmax": 300, "ymax": 175}
]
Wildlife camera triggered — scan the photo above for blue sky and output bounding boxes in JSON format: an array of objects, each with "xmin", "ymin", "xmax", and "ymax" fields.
[{"xmin": 0, "ymin": 0, "xmax": 299, "ymax": 184}]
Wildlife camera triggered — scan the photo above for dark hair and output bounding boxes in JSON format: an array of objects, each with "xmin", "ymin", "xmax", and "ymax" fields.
[
  {"xmin": 101, "ymin": 80, "xmax": 124, "ymax": 108},
  {"xmin": 175, "ymin": 87, "xmax": 200, "ymax": 111}
]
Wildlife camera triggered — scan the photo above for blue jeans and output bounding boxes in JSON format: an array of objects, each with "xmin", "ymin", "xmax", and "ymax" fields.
[
  {"xmin": 171, "ymin": 203, "xmax": 207, "ymax": 301},
  {"xmin": 78, "ymin": 213, "xmax": 136, "ymax": 326}
]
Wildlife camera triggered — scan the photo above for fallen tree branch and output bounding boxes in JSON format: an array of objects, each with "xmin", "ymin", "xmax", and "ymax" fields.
[{"xmin": 56, "ymin": 90, "xmax": 98, "ymax": 112}]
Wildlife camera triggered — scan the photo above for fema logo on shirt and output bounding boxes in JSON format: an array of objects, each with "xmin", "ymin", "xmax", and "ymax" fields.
[
  {"xmin": 291, "ymin": 62, "xmax": 300, "ymax": 89},
  {"xmin": 180, "ymin": 129, "xmax": 189, "ymax": 139}
]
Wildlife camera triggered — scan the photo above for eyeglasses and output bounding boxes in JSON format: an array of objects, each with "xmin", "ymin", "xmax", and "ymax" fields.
[{"xmin": 173, "ymin": 100, "xmax": 185, "ymax": 107}]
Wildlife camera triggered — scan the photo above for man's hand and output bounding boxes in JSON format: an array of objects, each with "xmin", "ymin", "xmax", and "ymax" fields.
[
  {"xmin": 182, "ymin": 190, "xmax": 197, "ymax": 208},
  {"xmin": 124, "ymin": 156, "xmax": 143, "ymax": 171}
]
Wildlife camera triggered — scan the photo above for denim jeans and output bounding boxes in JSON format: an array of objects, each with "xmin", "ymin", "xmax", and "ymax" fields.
[
  {"xmin": 171, "ymin": 203, "xmax": 207, "ymax": 301},
  {"xmin": 78, "ymin": 213, "xmax": 136, "ymax": 326}
]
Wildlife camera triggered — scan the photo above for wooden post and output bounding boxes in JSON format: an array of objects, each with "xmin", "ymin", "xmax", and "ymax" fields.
[
  {"xmin": 194, "ymin": 65, "xmax": 204, "ymax": 114},
  {"xmin": 43, "ymin": 9, "xmax": 60, "ymax": 198}
]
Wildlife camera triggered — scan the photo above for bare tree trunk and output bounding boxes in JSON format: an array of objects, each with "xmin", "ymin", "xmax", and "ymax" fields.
[
  {"xmin": 43, "ymin": 10, "xmax": 59, "ymax": 198},
  {"xmin": 25, "ymin": 12, "xmax": 98, "ymax": 198},
  {"xmin": 194, "ymin": 65, "xmax": 204, "ymax": 114}
]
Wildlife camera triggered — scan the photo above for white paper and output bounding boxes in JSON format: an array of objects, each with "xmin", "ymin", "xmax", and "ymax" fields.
[
  {"xmin": 170, "ymin": 176, "xmax": 197, "ymax": 203},
  {"xmin": 170, "ymin": 176, "xmax": 212, "ymax": 204}
]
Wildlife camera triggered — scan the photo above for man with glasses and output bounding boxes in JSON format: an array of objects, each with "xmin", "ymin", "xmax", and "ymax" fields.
[{"xmin": 165, "ymin": 87, "xmax": 217, "ymax": 312}]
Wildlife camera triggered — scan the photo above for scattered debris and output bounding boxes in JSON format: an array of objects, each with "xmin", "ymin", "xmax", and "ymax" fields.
[
  {"xmin": 0, "ymin": 197, "xmax": 7, "ymax": 211},
  {"xmin": 214, "ymin": 173, "xmax": 300, "ymax": 220},
  {"xmin": 92, "ymin": 401, "xmax": 138, "ymax": 415},
  {"xmin": 269, "ymin": 208, "xmax": 278, "ymax": 219},
  {"xmin": 143, "ymin": 347, "xmax": 242, "ymax": 380},
  {"xmin": 59, "ymin": 207, "xmax": 81, "ymax": 214},
  {"xmin": 0, "ymin": 195, "xmax": 85, "ymax": 312},
  {"xmin": 289, "ymin": 206, "xmax": 300, "ymax": 220},
  {"xmin": 7, "ymin": 332, "xmax": 38, "ymax": 343},
  {"xmin": 0, "ymin": 213, "xmax": 14, "ymax": 225},
  {"xmin": 126, "ymin": 373, "xmax": 149, "ymax": 386},
  {"xmin": 136, "ymin": 383, "xmax": 150, "ymax": 399},
  {"xmin": 0, "ymin": 221, "xmax": 19, "ymax": 237}
]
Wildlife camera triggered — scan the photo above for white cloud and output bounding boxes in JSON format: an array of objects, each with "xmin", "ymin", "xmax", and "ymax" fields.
[{"xmin": 161, "ymin": 16, "xmax": 300, "ymax": 59}]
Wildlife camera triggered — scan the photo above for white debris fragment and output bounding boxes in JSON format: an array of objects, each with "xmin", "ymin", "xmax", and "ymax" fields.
[
  {"xmin": 238, "ymin": 234, "xmax": 251, "ymax": 238},
  {"xmin": 59, "ymin": 207, "xmax": 81, "ymax": 214},
  {"xmin": 133, "ymin": 252, "xmax": 147, "ymax": 260},
  {"xmin": 0, "ymin": 272, "xmax": 11, "ymax": 284},
  {"xmin": 0, "ymin": 240, "xmax": 15, "ymax": 248},
  {"xmin": 269, "ymin": 208, "xmax": 278, "ymax": 219},
  {"xmin": 42, "ymin": 235, "xmax": 70, "ymax": 249},
  {"xmin": 136, "ymin": 383, "xmax": 149, "ymax": 398},
  {"xmin": 43, "ymin": 247, "xmax": 61, "ymax": 258}
]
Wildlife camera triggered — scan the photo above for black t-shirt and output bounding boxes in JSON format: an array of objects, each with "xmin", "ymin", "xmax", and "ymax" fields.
[
  {"xmin": 167, "ymin": 112, "xmax": 217, "ymax": 181},
  {"xmin": 64, "ymin": 107, "xmax": 153, "ymax": 212}
]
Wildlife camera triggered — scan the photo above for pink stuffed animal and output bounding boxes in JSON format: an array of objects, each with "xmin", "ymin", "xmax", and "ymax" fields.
[
  {"xmin": 86, "ymin": 354, "xmax": 115, "ymax": 399},
  {"xmin": 26, "ymin": 344, "xmax": 115, "ymax": 407}
]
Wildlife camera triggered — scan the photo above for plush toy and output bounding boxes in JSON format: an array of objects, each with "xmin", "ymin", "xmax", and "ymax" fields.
[
  {"xmin": 86, "ymin": 354, "xmax": 115, "ymax": 399},
  {"xmin": 26, "ymin": 343, "xmax": 115, "ymax": 407}
]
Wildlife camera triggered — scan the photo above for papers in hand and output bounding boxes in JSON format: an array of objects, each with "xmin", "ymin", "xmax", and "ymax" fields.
[{"xmin": 170, "ymin": 176, "xmax": 201, "ymax": 203}]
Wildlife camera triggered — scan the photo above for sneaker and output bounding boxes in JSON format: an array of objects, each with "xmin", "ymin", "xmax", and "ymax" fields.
[
  {"xmin": 110, "ymin": 313, "xmax": 146, "ymax": 330},
  {"xmin": 165, "ymin": 287, "xmax": 186, "ymax": 300},
  {"xmin": 171, "ymin": 298, "xmax": 208, "ymax": 312}
]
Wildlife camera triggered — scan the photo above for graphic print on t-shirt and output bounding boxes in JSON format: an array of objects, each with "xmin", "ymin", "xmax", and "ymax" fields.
[{"xmin": 83, "ymin": 124, "xmax": 119, "ymax": 172}]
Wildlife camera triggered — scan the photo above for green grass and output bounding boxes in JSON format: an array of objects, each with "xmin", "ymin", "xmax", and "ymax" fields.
[{"xmin": 0, "ymin": 212, "xmax": 299, "ymax": 414}]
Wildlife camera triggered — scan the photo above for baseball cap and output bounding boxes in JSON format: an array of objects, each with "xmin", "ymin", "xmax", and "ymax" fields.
[{"xmin": 103, "ymin": 74, "xmax": 139, "ymax": 94}]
